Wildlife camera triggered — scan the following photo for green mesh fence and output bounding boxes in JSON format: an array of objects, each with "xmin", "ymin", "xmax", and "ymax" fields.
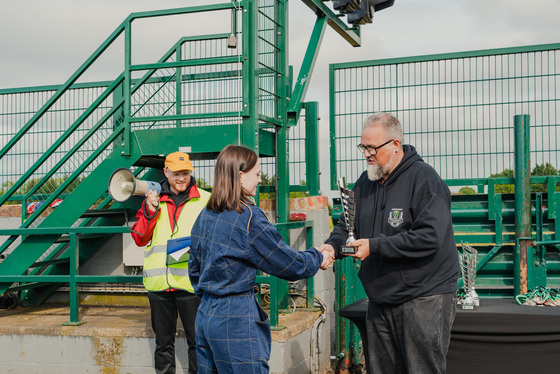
[
  {"xmin": 0, "ymin": 83, "xmax": 115, "ymax": 211},
  {"xmin": 330, "ymin": 43, "xmax": 560, "ymax": 189}
]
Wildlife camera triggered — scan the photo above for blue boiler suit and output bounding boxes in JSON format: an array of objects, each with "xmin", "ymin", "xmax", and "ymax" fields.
[{"xmin": 188, "ymin": 203, "xmax": 322, "ymax": 373}]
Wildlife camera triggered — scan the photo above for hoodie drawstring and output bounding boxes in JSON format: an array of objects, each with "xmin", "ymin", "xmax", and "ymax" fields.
[{"xmin": 380, "ymin": 185, "xmax": 387, "ymax": 210}]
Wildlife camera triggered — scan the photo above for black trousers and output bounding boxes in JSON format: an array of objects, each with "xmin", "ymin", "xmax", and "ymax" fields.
[
  {"xmin": 148, "ymin": 290, "xmax": 201, "ymax": 374},
  {"xmin": 365, "ymin": 292, "xmax": 457, "ymax": 374}
]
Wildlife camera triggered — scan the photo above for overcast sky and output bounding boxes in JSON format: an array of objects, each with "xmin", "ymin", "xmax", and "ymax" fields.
[{"xmin": 1, "ymin": 0, "xmax": 560, "ymax": 194}]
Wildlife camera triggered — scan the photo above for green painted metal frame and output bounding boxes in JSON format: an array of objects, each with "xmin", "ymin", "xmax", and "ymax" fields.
[
  {"xmin": 274, "ymin": 0, "xmax": 292, "ymax": 311},
  {"xmin": 0, "ymin": 1, "xmax": 352, "ymax": 329},
  {"xmin": 0, "ymin": 5, "xmax": 248, "ymax": 302},
  {"xmin": 0, "ymin": 4, "xmax": 247, "ymax": 259},
  {"xmin": 300, "ymin": 0, "xmax": 362, "ymax": 47},
  {"xmin": 334, "ymin": 256, "xmax": 366, "ymax": 368},
  {"xmin": 514, "ymin": 115, "xmax": 532, "ymax": 295},
  {"xmin": 0, "ymin": 219, "xmax": 315, "ymax": 327},
  {"xmin": 287, "ymin": 15, "xmax": 328, "ymax": 120},
  {"xmin": 304, "ymin": 102, "xmax": 321, "ymax": 196},
  {"xmin": 0, "ymin": 226, "xmax": 142, "ymax": 325},
  {"xmin": 256, "ymin": 220, "xmax": 315, "ymax": 330}
]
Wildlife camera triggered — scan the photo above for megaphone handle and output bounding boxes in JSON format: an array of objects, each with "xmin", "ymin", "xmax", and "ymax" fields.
[{"xmin": 146, "ymin": 190, "xmax": 160, "ymax": 208}]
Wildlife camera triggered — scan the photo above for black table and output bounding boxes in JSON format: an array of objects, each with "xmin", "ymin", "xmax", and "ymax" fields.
[{"xmin": 339, "ymin": 298, "xmax": 560, "ymax": 374}]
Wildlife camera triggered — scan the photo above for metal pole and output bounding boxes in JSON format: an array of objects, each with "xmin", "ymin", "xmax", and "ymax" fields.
[
  {"xmin": 513, "ymin": 114, "xmax": 531, "ymax": 296},
  {"xmin": 63, "ymin": 233, "xmax": 85, "ymax": 326},
  {"xmin": 304, "ymin": 101, "xmax": 320, "ymax": 196}
]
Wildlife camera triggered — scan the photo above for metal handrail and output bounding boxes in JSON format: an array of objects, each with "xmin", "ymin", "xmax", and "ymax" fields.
[
  {"xmin": 0, "ymin": 220, "xmax": 318, "ymax": 327},
  {"xmin": 255, "ymin": 220, "xmax": 315, "ymax": 329}
]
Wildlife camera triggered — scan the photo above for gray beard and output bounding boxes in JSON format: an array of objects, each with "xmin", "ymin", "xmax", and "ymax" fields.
[
  {"xmin": 367, "ymin": 155, "xmax": 397, "ymax": 181},
  {"xmin": 367, "ymin": 163, "xmax": 386, "ymax": 181}
]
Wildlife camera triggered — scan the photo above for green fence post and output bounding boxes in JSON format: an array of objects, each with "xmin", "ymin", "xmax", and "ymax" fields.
[
  {"xmin": 306, "ymin": 223, "xmax": 316, "ymax": 310},
  {"xmin": 534, "ymin": 193, "xmax": 547, "ymax": 287},
  {"xmin": 304, "ymin": 102, "xmax": 320, "ymax": 196},
  {"xmin": 275, "ymin": 0, "xmax": 291, "ymax": 312},
  {"xmin": 175, "ymin": 43, "xmax": 182, "ymax": 128},
  {"xmin": 241, "ymin": 0, "xmax": 258, "ymax": 149},
  {"xmin": 556, "ymin": 193, "xmax": 560, "ymax": 247},
  {"xmin": 63, "ymin": 233, "xmax": 85, "ymax": 326},
  {"xmin": 514, "ymin": 114, "xmax": 531, "ymax": 296},
  {"xmin": 269, "ymin": 276, "xmax": 285, "ymax": 331}
]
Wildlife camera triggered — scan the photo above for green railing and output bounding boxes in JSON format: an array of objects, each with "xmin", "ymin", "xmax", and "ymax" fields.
[
  {"xmin": 256, "ymin": 220, "xmax": 316, "ymax": 329},
  {"xmin": 0, "ymin": 226, "xmax": 139, "ymax": 325},
  {"xmin": 0, "ymin": 220, "xmax": 315, "ymax": 328},
  {"xmin": 0, "ymin": 1, "xmax": 331, "ymax": 328}
]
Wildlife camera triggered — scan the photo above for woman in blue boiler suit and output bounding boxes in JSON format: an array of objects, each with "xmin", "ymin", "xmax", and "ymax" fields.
[{"xmin": 188, "ymin": 144, "xmax": 331, "ymax": 373}]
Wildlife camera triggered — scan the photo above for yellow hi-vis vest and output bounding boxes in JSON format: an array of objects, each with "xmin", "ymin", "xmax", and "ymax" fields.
[{"xmin": 143, "ymin": 189, "xmax": 210, "ymax": 292}]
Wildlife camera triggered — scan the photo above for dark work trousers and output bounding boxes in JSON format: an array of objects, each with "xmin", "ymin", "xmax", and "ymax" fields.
[
  {"xmin": 148, "ymin": 290, "xmax": 201, "ymax": 374},
  {"xmin": 365, "ymin": 292, "xmax": 457, "ymax": 374}
]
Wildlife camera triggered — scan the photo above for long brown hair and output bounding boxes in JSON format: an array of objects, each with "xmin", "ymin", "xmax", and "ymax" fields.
[{"xmin": 207, "ymin": 144, "xmax": 258, "ymax": 213}]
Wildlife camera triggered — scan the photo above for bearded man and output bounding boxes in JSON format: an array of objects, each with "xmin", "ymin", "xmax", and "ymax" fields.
[{"xmin": 319, "ymin": 112, "xmax": 460, "ymax": 374}]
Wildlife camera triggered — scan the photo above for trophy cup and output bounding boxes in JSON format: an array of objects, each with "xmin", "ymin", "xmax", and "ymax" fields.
[
  {"xmin": 337, "ymin": 177, "xmax": 357, "ymax": 254},
  {"xmin": 459, "ymin": 242, "xmax": 479, "ymax": 309}
]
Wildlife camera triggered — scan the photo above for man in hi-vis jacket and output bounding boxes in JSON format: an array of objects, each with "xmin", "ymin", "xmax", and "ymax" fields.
[{"xmin": 132, "ymin": 152, "xmax": 210, "ymax": 374}]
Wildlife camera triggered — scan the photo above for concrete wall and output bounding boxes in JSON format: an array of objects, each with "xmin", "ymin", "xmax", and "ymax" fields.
[
  {"xmin": 1, "ymin": 334, "xmax": 168, "ymax": 374},
  {"xmin": 0, "ymin": 306, "xmax": 190, "ymax": 374}
]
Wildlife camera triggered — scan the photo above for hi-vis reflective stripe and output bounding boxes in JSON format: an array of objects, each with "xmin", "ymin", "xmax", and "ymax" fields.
[
  {"xmin": 145, "ymin": 244, "xmax": 166, "ymax": 258},
  {"xmin": 143, "ymin": 267, "xmax": 189, "ymax": 278}
]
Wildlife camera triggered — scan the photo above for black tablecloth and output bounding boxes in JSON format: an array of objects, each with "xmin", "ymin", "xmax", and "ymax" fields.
[{"xmin": 339, "ymin": 298, "xmax": 560, "ymax": 374}]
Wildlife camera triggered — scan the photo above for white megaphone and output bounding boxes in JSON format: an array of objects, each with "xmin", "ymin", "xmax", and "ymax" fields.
[{"xmin": 108, "ymin": 168, "xmax": 161, "ymax": 203}]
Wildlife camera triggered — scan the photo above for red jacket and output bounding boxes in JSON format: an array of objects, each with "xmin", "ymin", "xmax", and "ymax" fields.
[{"xmin": 131, "ymin": 184, "xmax": 202, "ymax": 247}]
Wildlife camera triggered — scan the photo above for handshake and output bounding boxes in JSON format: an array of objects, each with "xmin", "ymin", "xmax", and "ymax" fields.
[
  {"xmin": 317, "ymin": 244, "xmax": 335, "ymax": 270},
  {"xmin": 315, "ymin": 239, "xmax": 371, "ymax": 270}
]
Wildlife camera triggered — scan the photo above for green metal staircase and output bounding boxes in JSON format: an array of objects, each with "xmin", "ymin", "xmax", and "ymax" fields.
[
  {"xmin": 0, "ymin": 1, "xmax": 363, "ymax": 318},
  {"xmin": 0, "ymin": 4, "xmax": 259, "ymax": 307}
]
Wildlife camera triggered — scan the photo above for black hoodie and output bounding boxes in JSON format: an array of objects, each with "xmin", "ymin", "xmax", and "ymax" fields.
[{"xmin": 327, "ymin": 145, "xmax": 460, "ymax": 305}]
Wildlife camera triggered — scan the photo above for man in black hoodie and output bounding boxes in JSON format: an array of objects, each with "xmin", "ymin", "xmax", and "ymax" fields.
[{"xmin": 320, "ymin": 113, "xmax": 460, "ymax": 373}]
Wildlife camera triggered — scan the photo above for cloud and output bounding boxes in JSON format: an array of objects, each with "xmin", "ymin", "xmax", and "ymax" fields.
[{"xmin": 2, "ymin": 0, "xmax": 559, "ymax": 195}]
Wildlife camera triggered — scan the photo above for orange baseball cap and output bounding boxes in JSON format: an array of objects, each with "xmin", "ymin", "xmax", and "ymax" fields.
[{"xmin": 165, "ymin": 152, "xmax": 194, "ymax": 172}]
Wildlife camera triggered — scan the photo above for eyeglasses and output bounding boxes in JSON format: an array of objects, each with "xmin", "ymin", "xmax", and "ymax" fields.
[
  {"xmin": 166, "ymin": 168, "xmax": 191, "ymax": 178},
  {"xmin": 357, "ymin": 139, "xmax": 394, "ymax": 155}
]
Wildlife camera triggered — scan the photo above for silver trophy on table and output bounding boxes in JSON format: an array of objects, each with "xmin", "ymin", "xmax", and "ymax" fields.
[
  {"xmin": 337, "ymin": 177, "xmax": 357, "ymax": 254},
  {"xmin": 459, "ymin": 242, "xmax": 479, "ymax": 309}
]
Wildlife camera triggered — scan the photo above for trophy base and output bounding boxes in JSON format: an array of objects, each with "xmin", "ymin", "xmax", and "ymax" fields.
[
  {"xmin": 341, "ymin": 245, "xmax": 356, "ymax": 254},
  {"xmin": 461, "ymin": 294, "xmax": 475, "ymax": 310}
]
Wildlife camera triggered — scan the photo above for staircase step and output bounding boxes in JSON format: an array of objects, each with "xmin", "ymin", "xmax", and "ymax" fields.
[
  {"xmin": 7, "ymin": 282, "xmax": 55, "ymax": 293},
  {"xmin": 31, "ymin": 258, "xmax": 70, "ymax": 268},
  {"xmin": 133, "ymin": 155, "xmax": 165, "ymax": 169},
  {"xmin": 55, "ymin": 233, "xmax": 110, "ymax": 243},
  {"xmin": 81, "ymin": 208, "xmax": 126, "ymax": 218}
]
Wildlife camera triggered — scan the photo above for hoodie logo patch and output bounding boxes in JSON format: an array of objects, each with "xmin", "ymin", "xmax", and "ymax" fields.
[{"xmin": 388, "ymin": 208, "xmax": 403, "ymax": 227}]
